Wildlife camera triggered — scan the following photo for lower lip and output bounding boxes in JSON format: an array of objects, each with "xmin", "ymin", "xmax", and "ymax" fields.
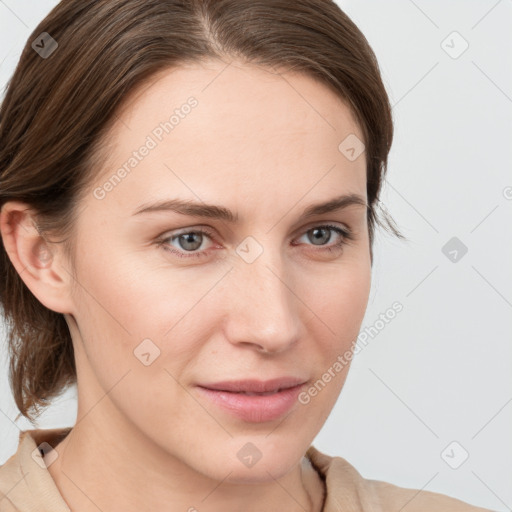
[{"xmin": 196, "ymin": 384, "xmax": 304, "ymax": 423}]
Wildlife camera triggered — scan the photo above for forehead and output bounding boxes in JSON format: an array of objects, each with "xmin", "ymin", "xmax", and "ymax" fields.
[
  {"xmin": 90, "ymin": 59, "xmax": 367, "ymax": 216},
  {"xmin": 116, "ymin": 59, "xmax": 364, "ymax": 145}
]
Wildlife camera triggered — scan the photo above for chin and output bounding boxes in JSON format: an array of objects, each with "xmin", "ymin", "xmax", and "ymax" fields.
[{"xmin": 214, "ymin": 434, "xmax": 308, "ymax": 484}]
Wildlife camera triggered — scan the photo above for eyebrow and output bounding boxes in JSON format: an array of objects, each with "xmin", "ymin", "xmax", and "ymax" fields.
[{"xmin": 132, "ymin": 193, "xmax": 368, "ymax": 222}]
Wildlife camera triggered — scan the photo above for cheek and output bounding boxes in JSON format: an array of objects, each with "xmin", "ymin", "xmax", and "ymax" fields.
[
  {"xmin": 296, "ymin": 267, "xmax": 370, "ymax": 421},
  {"xmin": 302, "ymin": 261, "xmax": 371, "ymax": 348},
  {"xmin": 69, "ymin": 257, "xmax": 202, "ymax": 429},
  {"xmin": 70, "ymin": 242, "xmax": 225, "ymax": 374}
]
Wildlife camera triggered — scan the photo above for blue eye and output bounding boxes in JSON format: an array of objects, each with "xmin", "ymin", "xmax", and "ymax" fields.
[
  {"xmin": 295, "ymin": 224, "xmax": 352, "ymax": 252},
  {"xmin": 158, "ymin": 228, "xmax": 216, "ymax": 259},
  {"xmin": 157, "ymin": 224, "xmax": 353, "ymax": 259}
]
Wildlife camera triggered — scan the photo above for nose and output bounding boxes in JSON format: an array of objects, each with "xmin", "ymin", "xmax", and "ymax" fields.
[{"xmin": 222, "ymin": 251, "xmax": 302, "ymax": 354}]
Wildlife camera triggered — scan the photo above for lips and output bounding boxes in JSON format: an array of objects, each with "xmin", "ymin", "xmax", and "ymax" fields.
[
  {"xmin": 198, "ymin": 377, "xmax": 307, "ymax": 394},
  {"xmin": 196, "ymin": 377, "xmax": 307, "ymax": 423}
]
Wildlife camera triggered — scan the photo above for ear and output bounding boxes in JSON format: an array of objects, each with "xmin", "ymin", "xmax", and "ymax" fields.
[{"xmin": 0, "ymin": 200, "xmax": 75, "ymax": 315}]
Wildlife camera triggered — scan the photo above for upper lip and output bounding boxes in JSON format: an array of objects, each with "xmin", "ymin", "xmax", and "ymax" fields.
[{"xmin": 198, "ymin": 377, "xmax": 307, "ymax": 393}]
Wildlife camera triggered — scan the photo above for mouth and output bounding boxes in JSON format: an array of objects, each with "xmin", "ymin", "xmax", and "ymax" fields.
[
  {"xmin": 198, "ymin": 377, "xmax": 307, "ymax": 393},
  {"xmin": 224, "ymin": 389, "xmax": 288, "ymax": 396},
  {"xmin": 195, "ymin": 377, "xmax": 307, "ymax": 423}
]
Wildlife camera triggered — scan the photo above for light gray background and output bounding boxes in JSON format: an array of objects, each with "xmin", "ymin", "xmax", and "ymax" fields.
[{"xmin": 0, "ymin": 1, "xmax": 510, "ymax": 510}]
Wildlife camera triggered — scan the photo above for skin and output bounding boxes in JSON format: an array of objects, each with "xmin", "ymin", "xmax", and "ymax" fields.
[{"xmin": 0, "ymin": 59, "xmax": 371, "ymax": 512}]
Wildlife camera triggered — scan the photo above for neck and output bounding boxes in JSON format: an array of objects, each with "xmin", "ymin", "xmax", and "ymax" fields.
[{"xmin": 46, "ymin": 409, "xmax": 325, "ymax": 512}]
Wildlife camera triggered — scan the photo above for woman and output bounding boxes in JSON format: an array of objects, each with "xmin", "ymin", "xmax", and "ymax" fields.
[{"xmin": 0, "ymin": 1, "xmax": 494, "ymax": 511}]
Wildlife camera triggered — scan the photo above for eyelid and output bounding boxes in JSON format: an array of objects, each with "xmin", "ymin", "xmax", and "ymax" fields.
[
  {"xmin": 157, "ymin": 221, "xmax": 350, "ymax": 243},
  {"xmin": 155, "ymin": 226, "xmax": 218, "ymax": 260},
  {"xmin": 156, "ymin": 221, "xmax": 354, "ymax": 259},
  {"xmin": 295, "ymin": 219, "xmax": 351, "ymax": 236},
  {"xmin": 293, "ymin": 223, "xmax": 354, "ymax": 246}
]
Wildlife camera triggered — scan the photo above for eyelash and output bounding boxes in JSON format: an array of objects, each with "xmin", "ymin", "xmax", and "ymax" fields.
[{"xmin": 156, "ymin": 224, "xmax": 354, "ymax": 260}]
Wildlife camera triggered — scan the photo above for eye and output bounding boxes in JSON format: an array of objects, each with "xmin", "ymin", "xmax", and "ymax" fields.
[
  {"xmin": 157, "ymin": 228, "xmax": 216, "ymax": 259},
  {"xmin": 294, "ymin": 224, "xmax": 353, "ymax": 254},
  {"xmin": 156, "ymin": 223, "xmax": 354, "ymax": 260}
]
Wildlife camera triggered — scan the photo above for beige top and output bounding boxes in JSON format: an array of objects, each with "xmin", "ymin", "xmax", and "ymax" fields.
[{"xmin": 0, "ymin": 428, "xmax": 493, "ymax": 511}]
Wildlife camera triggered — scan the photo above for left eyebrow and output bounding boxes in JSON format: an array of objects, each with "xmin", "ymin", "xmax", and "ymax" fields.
[
  {"xmin": 132, "ymin": 193, "xmax": 368, "ymax": 222},
  {"xmin": 301, "ymin": 193, "xmax": 368, "ymax": 218}
]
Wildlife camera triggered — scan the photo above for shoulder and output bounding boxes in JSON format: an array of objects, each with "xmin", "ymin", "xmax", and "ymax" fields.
[
  {"xmin": 305, "ymin": 445, "xmax": 495, "ymax": 512},
  {"xmin": 0, "ymin": 428, "xmax": 72, "ymax": 512},
  {"xmin": 0, "ymin": 431, "xmax": 30, "ymax": 512},
  {"xmin": 365, "ymin": 477, "xmax": 494, "ymax": 512}
]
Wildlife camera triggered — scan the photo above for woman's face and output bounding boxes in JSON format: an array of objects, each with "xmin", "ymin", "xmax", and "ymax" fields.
[{"xmin": 62, "ymin": 59, "xmax": 371, "ymax": 482}]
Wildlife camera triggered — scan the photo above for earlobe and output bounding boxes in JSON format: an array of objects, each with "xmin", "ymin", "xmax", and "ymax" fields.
[{"xmin": 0, "ymin": 201, "xmax": 74, "ymax": 315}]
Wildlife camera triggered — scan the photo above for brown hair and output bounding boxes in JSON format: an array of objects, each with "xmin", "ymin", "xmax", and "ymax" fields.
[{"xmin": 0, "ymin": 0, "xmax": 404, "ymax": 423}]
